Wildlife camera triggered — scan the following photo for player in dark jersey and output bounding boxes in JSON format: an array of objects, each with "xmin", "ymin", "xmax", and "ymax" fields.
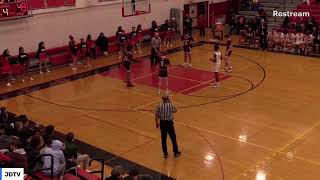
[
  {"xmin": 224, "ymin": 35, "xmax": 233, "ymax": 72},
  {"xmin": 181, "ymin": 32, "xmax": 194, "ymax": 68},
  {"xmin": 69, "ymin": 35, "xmax": 78, "ymax": 70},
  {"xmin": 123, "ymin": 45, "xmax": 134, "ymax": 87},
  {"xmin": 79, "ymin": 38, "xmax": 89, "ymax": 67},
  {"xmin": 119, "ymin": 32, "xmax": 128, "ymax": 59},
  {"xmin": 18, "ymin": 47, "xmax": 34, "ymax": 82},
  {"xmin": 158, "ymin": 53, "xmax": 170, "ymax": 94}
]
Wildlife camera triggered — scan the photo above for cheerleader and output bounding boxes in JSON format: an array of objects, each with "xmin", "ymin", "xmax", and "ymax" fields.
[
  {"xmin": 79, "ymin": 38, "xmax": 90, "ymax": 67},
  {"xmin": 17, "ymin": 47, "xmax": 33, "ymax": 82},
  {"xmin": 158, "ymin": 53, "xmax": 170, "ymax": 94},
  {"xmin": 224, "ymin": 35, "xmax": 233, "ymax": 72},
  {"xmin": 1, "ymin": 50, "xmax": 13, "ymax": 87},
  {"xmin": 136, "ymin": 24, "xmax": 143, "ymax": 53},
  {"xmin": 181, "ymin": 31, "xmax": 193, "ymax": 68},
  {"xmin": 164, "ymin": 19, "xmax": 173, "ymax": 47},
  {"xmin": 123, "ymin": 45, "xmax": 134, "ymax": 87},
  {"xmin": 86, "ymin": 34, "xmax": 96, "ymax": 60},
  {"xmin": 69, "ymin": 35, "xmax": 78, "ymax": 70},
  {"xmin": 37, "ymin": 42, "xmax": 50, "ymax": 74},
  {"xmin": 210, "ymin": 45, "xmax": 222, "ymax": 88},
  {"xmin": 130, "ymin": 26, "xmax": 139, "ymax": 54}
]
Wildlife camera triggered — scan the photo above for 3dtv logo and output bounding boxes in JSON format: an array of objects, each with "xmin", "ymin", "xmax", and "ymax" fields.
[{"xmin": 0, "ymin": 168, "xmax": 24, "ymax": 180}]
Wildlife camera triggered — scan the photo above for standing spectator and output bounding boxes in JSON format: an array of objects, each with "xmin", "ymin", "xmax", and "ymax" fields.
[
  {"xmin": 184, "ymin": 13, "xmax": 193, "ymax": 36},
  {"xmin": 313, "ymin": 33, "xmax": 320, "ymax": 53},
  {"xmin": 198, "ymin": 14, "xmax": 206, "ymax": 39},
  {"xmin": 155, "ymin": 95, "xmax": 181, "ymax": 158},
  {"xmin": 259, "ymin": 22, "xmax": 268, "ymax": 50},
  {"xmin": 64, "ymin": 132, "xmax": 90, "ymax": 170},
  {"xmin": 150, "ymin": 21, "xmax": 159, "ymax": 37},
  {"xmin": 283, "ymin": 16, "xmax": 290, "ymax": 33},
  {"xmin": 42, "ymin": 140, "xmax": 66, "ymax": 180},
  {"xmin": 96, "ymin": 33, "xmax": 109, "ymax": 55},
  {"xmin": 229, "ymin": 15, "xmax": 237, "ymax": 35}
]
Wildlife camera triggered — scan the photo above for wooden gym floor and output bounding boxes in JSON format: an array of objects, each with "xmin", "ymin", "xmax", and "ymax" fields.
[{"xmin": 1, "ymin": 31, "xmax": 320, "ymax": 180}]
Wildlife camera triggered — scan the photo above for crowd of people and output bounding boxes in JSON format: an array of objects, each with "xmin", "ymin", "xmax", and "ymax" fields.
[
  {"xmin": 231, "ymin": 10, "xmax": 320, "ymax": 54},
  {"xmin": 0, "ymin": 108, "xmax": 90, "ymax": 180}
]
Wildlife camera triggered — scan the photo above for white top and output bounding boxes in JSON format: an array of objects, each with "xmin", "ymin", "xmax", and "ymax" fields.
[
  {"xmin": 214, "ymin": 51, "xmax": 222, "ymax": 64},
  {"xmin": 295, "ymin": 33, "xmax": 304, "ymax": 42}
]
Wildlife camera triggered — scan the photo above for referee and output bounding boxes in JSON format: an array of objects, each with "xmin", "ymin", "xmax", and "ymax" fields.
[
  {"xmin": 155, "ymin": 95, "xmax": 181, "ymax": 158},
  {"xmin": 150, "ymin": 32, "xmax": 161, "ymax": 66}
]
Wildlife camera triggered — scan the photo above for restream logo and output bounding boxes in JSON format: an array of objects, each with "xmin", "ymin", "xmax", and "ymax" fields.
[
  {"xmin": 273, "ymin": 10, "xmax": 310, "ymax": 17},
  {"xmin": 0, "ymin": 168, "xmax": 24, "ymax": 180}
]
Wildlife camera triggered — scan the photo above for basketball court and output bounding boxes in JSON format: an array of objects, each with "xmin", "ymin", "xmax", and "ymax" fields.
[{"xmin": 0, "ymin": 29, "xmax": 320, "ymax": 179}]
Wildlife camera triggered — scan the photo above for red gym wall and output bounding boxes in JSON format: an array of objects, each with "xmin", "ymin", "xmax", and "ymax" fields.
[{"xmin": 0, "ymin": 0, "xmax": 183, "ymax": 54}]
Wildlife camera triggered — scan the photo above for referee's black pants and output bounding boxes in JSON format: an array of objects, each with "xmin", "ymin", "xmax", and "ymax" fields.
[
  {"xmin": 150, "ymin": 47, "xmax": 159, "ymax": 66},
  {"xmin": 160, "ymin": 120, "xmax": 179, "ymax": 155}
]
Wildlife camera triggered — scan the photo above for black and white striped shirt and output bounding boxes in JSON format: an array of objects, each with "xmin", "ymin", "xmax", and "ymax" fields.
[{"xmin": 155, "ymin": 102, "xmax": 177, "ymax": 121}]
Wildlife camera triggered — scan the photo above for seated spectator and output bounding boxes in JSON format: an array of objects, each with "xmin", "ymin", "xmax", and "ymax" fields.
[
  {"xmin": 138, "ymin": 174, "xmax": 153, "ymax": 180},
  {"xmin": 64, "ymin": 132, "xmax": 90, "ymax": 170},
  {"xmin": 19, "ymin": 129, "xmax": 33, "ymax": 149},
  {"xmin": 42, "ymin": 140, "xmax": 65, "ymax": 180},
  {"xmin": 96, "ymin": 33, "xmax": 109, "ymax": 55},
  {"xmin": 43, "ymin": 125, "xmax": 55, "ymax": 140},
  {"xmin": 12, "ymin": 121, "xmax": 23, "ymax": 137},
  {"xmin": 0, "ymin": 124, "xmax": 14, "ymax": 151},
  {"xmin": 6, "ymin": 137, "xmax": 27, "ymax": 170},
  {"xmin": 105, "ymin": 165, "xmax": 125, "ymax": 180},
  {"xmin": 125, "ymin": 168, "xmax": 139, "ymax": 180},
  {"xmin": 25, "ymin": 135, "xmax": 44, "ymax": 173},
  {"xmin": 237, "ymin": 16, "xmax": 246, "ymax": 34},
  {"xmin": 40, "ymin": 137, "xmax": 52, "ymax": 154}
]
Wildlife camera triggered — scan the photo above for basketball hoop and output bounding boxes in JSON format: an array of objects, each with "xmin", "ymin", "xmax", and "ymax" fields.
[{"xmin": 122, "ymin": 0, "xmax": 151, "ymax": 17}]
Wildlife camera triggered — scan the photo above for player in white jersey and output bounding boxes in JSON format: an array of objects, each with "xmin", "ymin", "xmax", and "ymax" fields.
[
  {"xmin": 294, "ymin": 32, "xmax": 305, "ymax": 53},
  {"xmin": 304, "ymin": 33, "xmax": 314, "ymax": 54},
  {"xmin": 210, "ymin": 44, "xmax": 222, "ymax": 88}
]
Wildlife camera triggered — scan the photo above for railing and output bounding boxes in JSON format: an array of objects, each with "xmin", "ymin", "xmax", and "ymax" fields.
[{"xmin": 89, "ymin": 159, "xmax": 106, "ymax": 180}]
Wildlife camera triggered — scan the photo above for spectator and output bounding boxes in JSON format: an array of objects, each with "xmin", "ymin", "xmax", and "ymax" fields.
[
  {"xmin": 19, "ymin": 129, "xmax": 33, "ymax": 149},
  {"xmin": 64, "ymin": 132, "xmax": 90, "ymax": 170},
  {"xmin": 183, "ymin": 14, "xmax": 193, "ymax": 36},
  {"xmin": 229, "ymin": 14, "xmax": 237, "ymax": 35},
  {"xmin": 40, "ymin": 137, "xmax": 52, "ymax": 154},
  {"xmin": 6, "ymin": 137, "xmax": 27, "ymax": 170},
  {"xmin": 125, "ymin": 168, "xmax": 139, "ymax": 180},
  {"xmin": 0, "ymin": 124, "xmax": 13, "ymax": 150},
  {"xmin": 96, "ymin": 32, "xmax": 109, "ymax": 55},
  {"xmin": 43, "ymin": 125, "xmax": 55, "ymax": 140},
  {"xmin": 150, "ymin": 21, "xmax": 159, "ymax": 37},
  {"xmin": 42, "ymin": 140, "xmax": 66, "ymax": 180},
  {"xmin": 138, "ymin": 174, "xmax": 153, "ymax": 180},
  {"xmin": 283, "ymin": 16, "xmax": 290, "ymax": 32},
  {"xmin": 198, "ymin": 14, "xmax": 206, "ymax": 39},
  {"xmin": 25, "ymin": 135, "xmax": 44, "ymax": 173},
  {"xmin": 0, "ymin": 107, "xmax": 9, "ymax": 124},
  {"xmin": 13, "ymin": 121, "xmax": 23, "ymax": 137},
  {"xmin": 313, "ymin": 33, "xmax": 320, "ymax": 53},
  {"xmin": 237, "ymin": 16, "xmax": 246, "ymax": 34},
  {"xmin": 105, "ymin": 165, "xmax": 125, "ymax": 180}
]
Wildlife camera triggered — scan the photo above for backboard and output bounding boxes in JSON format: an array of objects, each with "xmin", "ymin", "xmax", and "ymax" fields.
[{"xmin": 122, "ymin": 0, "xmax": 151, "ymax": 17}]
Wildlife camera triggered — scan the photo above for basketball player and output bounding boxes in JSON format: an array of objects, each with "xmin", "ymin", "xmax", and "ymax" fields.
[
  {"xmin": 123, "ymin": 45, "xmax": 134, "ymax": 87},
  {"xmin": 37, "ymin": 42, "xmax": 50, "ymax": 74},
  {"xmin": 69, "ymin": 35, "xmax": 78, "ymax": 70},
  {"xmin": 119, "ymin": 31, "xmax": 128, "ymax": 59},
  {"xmin": 164, "ymin": 19, "xmax": 173, "ymax": 47},
  {"xmin": 210, "ymin": 44, "xmax": 222, "ymax": 88},
  {"xmin": 79, "ymin": 38, "xmax": 89, "ymax": 67},
  {"xmin": 294, "ymin": 32, "xmax": 305, "ymax": 54},
  {"xmin": 130, "ymin": 26, "xmax": 139, "ymax": 54},
  {"xmin": 136, "ymin": 24, "xmax": 143, "ymax": 53},
  {"xmin": 18, "ymin": 47, "xmax": 34, "ymax": 82},
  {"xmin": 181, "ymin": 31, "xmax": 193, "ymax": 68},
  {"xmin": 224, "ymin": 35, "xmax": 233, "ymax": 72},
  {"xmin": 158, "ymin": 53, "xmax": 170, "ymax": 94},
  {"xmin": 150, "ymin": 32, "xmax": 161, "ymax": 66},
  {"xmin": 86, "ymin": 34, "xmax": 96, "ymax": 60},
  {"xmin": 1, "ymin": 49, "xmax": 14, "ymax": 86}
]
